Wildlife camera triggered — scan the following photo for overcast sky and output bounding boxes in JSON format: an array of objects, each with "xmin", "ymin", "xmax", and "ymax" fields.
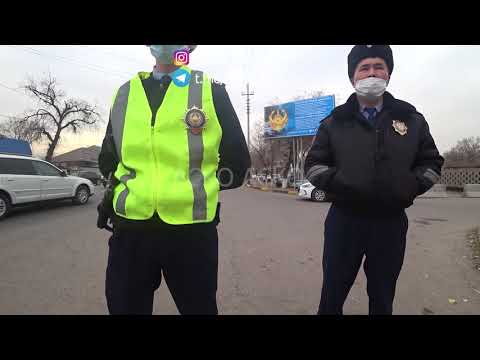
[{"xmin": 0, "ymin": 45, "xmax": 479, "ymax": 157}]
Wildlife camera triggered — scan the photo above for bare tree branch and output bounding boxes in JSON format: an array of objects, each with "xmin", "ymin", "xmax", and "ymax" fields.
[
  {"xmin": 0, "ymin": 116, "xmax": 43, "ymax": 145},
  {"xmin": 17, "ymin": 72, "xmax": 104, "ymax": 161},
  {"xmin": 250, "ymin": 119, "xmax": 273, "ymax": 172},
  {"xmin": 61, "ymin": 116, "xmax": 97, "ymax": 131},
  {"xmin": 41, "ymin": 129, "xmax": 54, "ymax": 143},
  {"xmin": 24, "ymin": 109, "xmax": 59, "ymax": 125},
  {"xmin": 444, "ymin": 136, "xmax": 480, "ymax": 167},
  {"xmin": 23, "ymin": 75, "xmax": 65, "ymax": 121}
]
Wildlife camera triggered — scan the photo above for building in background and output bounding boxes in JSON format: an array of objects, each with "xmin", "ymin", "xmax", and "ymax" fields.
[{"xmin": 52, "ymin": 145, "xmax": 101, "ymax": 177}]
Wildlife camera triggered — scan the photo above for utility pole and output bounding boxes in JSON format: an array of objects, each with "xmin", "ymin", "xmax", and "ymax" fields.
[{"xmin": 241, "ymin": 83, "xmax": 254, "ymax": 149}]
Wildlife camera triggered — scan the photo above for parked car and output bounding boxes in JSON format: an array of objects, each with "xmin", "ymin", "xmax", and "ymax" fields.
[
  {"xmin": 77, "ymin": 170, "xmax": 102, "ymax": 185},
  {"xmin": 298, "ymin": 181, "xmax": 331, "ymax": 202},
  {"xmin": 0, "ymin": 154, "xmax": 95, "ymax": 220},
  {"xmin": 287, "ymin": 176, "xmax": 308, "ymax": 188}
]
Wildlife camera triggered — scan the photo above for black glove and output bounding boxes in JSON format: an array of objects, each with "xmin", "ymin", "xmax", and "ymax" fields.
[
  {"xmin": 97, "ymin": 200, "xmax": 114, "ymax": 232},
  {"xmin": 96, "ymin": 172, "xmax": 119, "ymax": 232}
]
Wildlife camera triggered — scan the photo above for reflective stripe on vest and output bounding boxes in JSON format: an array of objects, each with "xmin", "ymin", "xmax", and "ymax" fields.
[
  {"xmin": 110, "ymin": 81, "xmax": 136, "ymax": 216},
  {"xmin": 187, "ymin": 70, "xmax": 207, "ymax": 220},
  {"xmin": 109, "ymin": 68, "xmax": 222, "ymax": 224}
]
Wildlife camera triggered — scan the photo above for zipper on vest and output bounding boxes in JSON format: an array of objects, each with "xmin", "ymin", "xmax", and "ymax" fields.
[{"xmin": 151, "ymin": 126, "xmax": 158, "ymax": 214}]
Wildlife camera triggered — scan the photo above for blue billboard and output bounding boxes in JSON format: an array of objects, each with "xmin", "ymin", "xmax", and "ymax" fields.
[{"xmin": 264, "ymin": 95, "xmax": 335, "ymax": 139}]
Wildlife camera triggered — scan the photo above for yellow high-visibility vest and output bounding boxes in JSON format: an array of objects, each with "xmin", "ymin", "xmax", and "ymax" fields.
[{"xmin": 109, "ymin": 67, "xmax": 222, "ymax": 224}]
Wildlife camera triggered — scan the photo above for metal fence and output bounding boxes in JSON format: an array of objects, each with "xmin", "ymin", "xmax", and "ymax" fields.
[
  {"xmin": 248, "ymin": 168, "xmax": 480, "ymax": 190},
  {"xmin": 440, "ymin": 167, "xmax": 480, "ymax": 188}
]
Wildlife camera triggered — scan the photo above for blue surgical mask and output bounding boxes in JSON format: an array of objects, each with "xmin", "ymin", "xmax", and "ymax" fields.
[{"xmin": 149, "ymin": 45, "xmax": 187, "ymax": 64}]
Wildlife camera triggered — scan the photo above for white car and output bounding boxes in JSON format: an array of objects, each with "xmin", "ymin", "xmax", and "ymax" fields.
[
  {"xmin": 0, "ymin": 154, "xmax": 95, "ymax": 220},
  {"xmin": 298, "ymin": 181, "xmax": 329, "ymax": 202}
]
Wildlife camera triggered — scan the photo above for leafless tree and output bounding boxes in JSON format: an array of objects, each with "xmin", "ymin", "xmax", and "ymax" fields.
[
  {"xmin": 19, "ymin": 73, "xmax": 103, "ymax": 161},
  {"xmin": 0, "ymin": 116, "xmax": 43, "ymax": 145},
  {"xmin": 250, "ymin": 119, "xmax": 273, "ymax": 173},
  {"xmin": 444, "ymin": 137, "xmax": 480, "ymax": 166}
]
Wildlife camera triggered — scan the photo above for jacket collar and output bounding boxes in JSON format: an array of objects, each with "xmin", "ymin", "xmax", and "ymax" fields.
[{"xmin": 332, "ymin": 91, "xmax": 417, "ymax": 122}]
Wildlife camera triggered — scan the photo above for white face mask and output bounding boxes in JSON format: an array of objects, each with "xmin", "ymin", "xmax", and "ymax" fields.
[{"xmin": 354, "ymin": 77, "xmax": 387, "ymax": 99}]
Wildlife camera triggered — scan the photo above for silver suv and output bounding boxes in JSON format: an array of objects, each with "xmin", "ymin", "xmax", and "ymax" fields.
[{"xmin": 0, "ymin": 154, "xmax": 95, "ymax": 220}]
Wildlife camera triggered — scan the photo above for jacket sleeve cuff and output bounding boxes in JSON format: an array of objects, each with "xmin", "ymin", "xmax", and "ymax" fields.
[{"xmin": 414, "ymin": 167, "xmax": 441, "ymax": 194}]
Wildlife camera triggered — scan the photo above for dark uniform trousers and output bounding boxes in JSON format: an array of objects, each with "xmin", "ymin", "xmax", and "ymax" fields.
[
  {"xmin": 319, "ymin": 204, "xmax": 408, "ymax": 315},
  {"xmin": 106, "ymin": 220, "xmax": 219, "ymax": 315}
]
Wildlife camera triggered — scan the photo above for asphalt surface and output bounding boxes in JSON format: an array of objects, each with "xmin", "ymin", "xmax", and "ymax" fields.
[{"xmin": 0, "ymin": 186, "xmax": 479, "ymax": 315}]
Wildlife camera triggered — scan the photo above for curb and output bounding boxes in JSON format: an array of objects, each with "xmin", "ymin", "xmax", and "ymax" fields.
[
  {"xmin": 418, "ymin": 184, "xmax": 448, "ymax": 198},
  {"xmin": 248, "ymin": 186, "xmax": 298, "ymax": 196},
  {"xmin": 464, "ymin": 184, "xmax": 480, "ymax": 198}
]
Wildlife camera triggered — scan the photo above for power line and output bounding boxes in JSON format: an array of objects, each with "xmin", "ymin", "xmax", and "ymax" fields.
[
  {"xmin": 0, "ymin": 113, "xmax": 24, "ymax": 119},
  {"xmin": 5, "ymin": 45, "xmax": 133, "ymax": 80},
  {"xmin": 0, "ymin": 80, "xmax": 28, "ymax": 96},
  {"xmin": 75, "ymin": 45, "xmax": 148, "ymax": 67},
  {"xmin": 25, "ymin": 45, "xmax": 133, "ymax": 78},
  {"xmin": 23, "ymin": 45, "xmax": 133, "ymax": 78},
  {"xmin": 0, "ymin": 46, "xmax": 132, "ymax": 124}
]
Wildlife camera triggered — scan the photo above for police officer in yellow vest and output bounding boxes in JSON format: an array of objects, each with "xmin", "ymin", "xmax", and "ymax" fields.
[{"xmin": 97, "ymin": 45, "xmax": 251, "ymax": 315}]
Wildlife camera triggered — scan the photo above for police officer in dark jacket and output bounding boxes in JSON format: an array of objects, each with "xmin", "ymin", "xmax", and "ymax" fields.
[
  {"xmin": 304, "ymin": 45, "xmax": 444, "ymax": 315},
  {"xmin": 97, "ymin": 45, "xmax": 251, "ymax": 315}
]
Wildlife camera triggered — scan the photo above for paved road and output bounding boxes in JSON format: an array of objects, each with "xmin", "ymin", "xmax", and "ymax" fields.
[{"xmin": 0, "ymin": 186, "xmax": 479, "ymax": 315}]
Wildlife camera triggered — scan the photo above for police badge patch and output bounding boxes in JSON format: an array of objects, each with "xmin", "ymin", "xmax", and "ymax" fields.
[
  {"xmin": 392, "ymin": 120, "xmax": 408, "ymax": 136},
  {"xmin": 184, "ymin": 106, "xmax": 207, "ymax": 135}
]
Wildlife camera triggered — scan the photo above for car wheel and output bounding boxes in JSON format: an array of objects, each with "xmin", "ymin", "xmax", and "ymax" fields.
[
  {"xmin": 311, "ymin": 189, "xmax": 326, "ymax": 202},
  {"xmin": 73, "ymin": 185, "xmax": 90, "ymax": 205},
  {"xmin": 0, "ymin": 193, "xmax": 12, "ymax": 220}
]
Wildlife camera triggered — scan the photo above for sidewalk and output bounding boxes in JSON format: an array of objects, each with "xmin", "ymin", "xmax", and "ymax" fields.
[
  {"xmin": 246, "ymin": 183, "xmax": 298, "ymax": 195},
  {"xmin": 246, "ymin": 184, "xmax": 466, "ymax": 199}
]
